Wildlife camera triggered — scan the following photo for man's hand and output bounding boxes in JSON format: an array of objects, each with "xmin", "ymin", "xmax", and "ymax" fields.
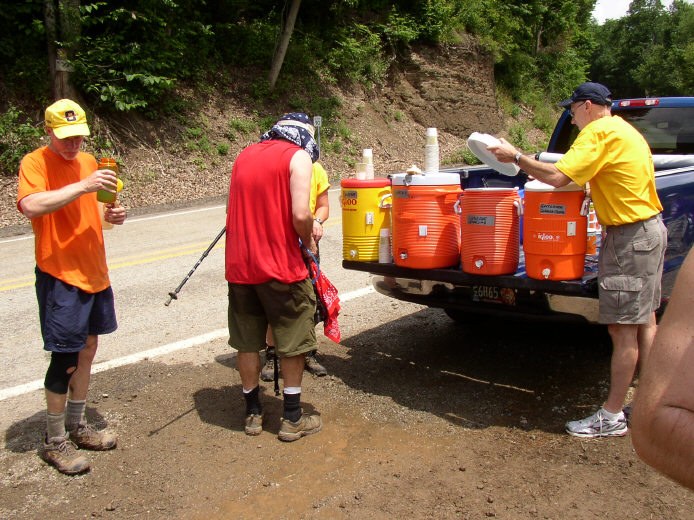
[
  {"xmin": 104, "ymin": 202, "xmax": 127, "ymax": 225},
  {"xmin": 302, "ymin": 236, "xmax": 318, "ymax": 258},
  {"xmin": 312, "ymin": 221, "xmax": 324, "ymax": 243},
  {"xmin": 83, "ymin": 168, "xmax": 118, "ymax": 195},
  {"xmin": 486, "ymin": 137, "xmax": 519, "ymax": 164}
]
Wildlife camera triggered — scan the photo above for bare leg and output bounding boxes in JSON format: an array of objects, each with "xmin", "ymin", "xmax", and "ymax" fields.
[
  {"xmin": 280, "ymin": 354, "xmax": 305, "ymax": 388},
  {"xmin": 238, "ymin": 351, "xmax": 261, "ymax": 389},
  {"xmin": 68, "ymin": 335, "xmax": 98, "ymax": 401},
  {"xmin": 605, "ymin": 323, "xmax": 639, "ymax": 413},
  {"xmin": 636, "ymin": 312, "xmax": 658, "ymax": 368}
]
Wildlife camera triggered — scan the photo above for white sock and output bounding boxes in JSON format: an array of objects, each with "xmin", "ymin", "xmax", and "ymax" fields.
[{"xmin": 601, "ymin": 407, "xmax": 622, "ymax": 420}]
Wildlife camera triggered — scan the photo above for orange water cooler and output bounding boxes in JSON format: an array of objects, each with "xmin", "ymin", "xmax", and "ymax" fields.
[
  {"xmin": 341, "ymin": 178, "xmax": 392, "ymax": 261},
  {"xmin": 458, "ymin": 187, "xmax": 521, "ymax": 275},
  {"xmin": 523, "ymin": 180, "xmax": 587, "ymax": 280},
  {"xmin": 391, "ymin": 172, "xmax": 462, "ymax": 269}
]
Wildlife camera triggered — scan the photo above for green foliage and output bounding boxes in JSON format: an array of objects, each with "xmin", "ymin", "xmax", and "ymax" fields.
[
  {"xmin": 216, "ymin": 142, "xmax": 230, "ymax": 155},
  {"xmin": 590, "ymin": 0, "xmax": 694, "ymax": 97},
  {"xmin": 0, "ymin": 106, "xmax": 44, "ymax": 176},
  {"xmin": 326, "ymin": 24, "xmax": 390, "ymax": 85},
  {"xmin": 0, "ymin": 1, "xmax": 49, "ymax": 98},
  {"xmin": 444, "ymin": 147, "xmax": 480, "ymax": 166},
  {"xmin": 70, "ymin": 1, "xmax": 215, "ymax": 111},
  {"xmin": 227, "ymin": 118, "xmax": 257, "ymax": 138},
  {"xmin": 508, "ymin": 122, "xmax": 533, "ymax": 152}
]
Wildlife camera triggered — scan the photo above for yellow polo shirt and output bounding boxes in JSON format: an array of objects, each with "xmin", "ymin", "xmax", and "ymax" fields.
[{"xmin": 556, "ymin": 115, "xmax": 662, "ymax": 226}]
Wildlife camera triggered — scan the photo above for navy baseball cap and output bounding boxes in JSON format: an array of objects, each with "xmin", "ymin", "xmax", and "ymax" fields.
[{"xmin": 559, "ymin": 82, "xmax": 613, "ymax": 108}]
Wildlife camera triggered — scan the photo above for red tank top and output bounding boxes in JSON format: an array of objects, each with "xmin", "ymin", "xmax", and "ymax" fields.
[{"xmin": 225, "ymin": 140, "xmax": 309, "ymax": 284}]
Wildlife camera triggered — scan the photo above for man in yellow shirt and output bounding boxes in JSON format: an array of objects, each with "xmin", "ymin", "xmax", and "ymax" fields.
[
  {"xmin": 488, "ymin": 82, "xmax": 667, "ymax": 438},
  {"xmin": 17, "ymin": 99, "xmax": 127, "ymax": 474}
]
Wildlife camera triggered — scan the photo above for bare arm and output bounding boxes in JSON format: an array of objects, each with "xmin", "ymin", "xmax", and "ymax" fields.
[
  {"xmin": 19, "ymin": 169, "xmax": 118, "ymax": 219},
  {"xmin": 487, "ymin": 138, "xmax": 572, "ymax": 188},
  {"xmin": 289, "ymin": 150, "xmax": 316, "ymax": 253},
  {"xmin": 312, "ymin": 189, "xmax": 329, "ymax": 242},
  {"xmin": 631, "ymin": 249, "xmax": 694, "ymax": 490}
]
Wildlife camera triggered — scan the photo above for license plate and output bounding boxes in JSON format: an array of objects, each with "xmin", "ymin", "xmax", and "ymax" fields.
[{"xmin": 471, "ymin": 285, "xmax": 516, "ymax": 306}]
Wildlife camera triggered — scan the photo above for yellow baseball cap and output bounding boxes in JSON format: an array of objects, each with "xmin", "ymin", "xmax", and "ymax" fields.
[{"xmin": 45, "ymin": 99, "xmax": 90, "ymax": 139}]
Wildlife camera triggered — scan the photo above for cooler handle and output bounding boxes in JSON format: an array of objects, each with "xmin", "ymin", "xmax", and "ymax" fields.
[
  {"xmin": 379, "ymin": 193, "xmax": 392, "ymax": 209},
  {"xmin": 400, "ymin": 188, "xmax": 463, "ymax": 196},
  {"xmin": 514, "ymin": 199, "xmax": 523, "ymax": 216},
  {"xmin": 580, "ymin": 195, "xmax": 591, "ymax": 216},
  {"xmin": 453, "ymin": 198, "xmax": 462, "ymax": 215}
]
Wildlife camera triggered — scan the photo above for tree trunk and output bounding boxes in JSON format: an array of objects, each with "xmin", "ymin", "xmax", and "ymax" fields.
[
  {"xmin": 268, "ymin": 0, "xmax": 301, "ymax": 90},
  {"xmin": 45, "ymin": 0, "xmax": 81, "ymax": 100},
  {"xmin": 44, "ymin": 0, "xmax": 58, "ymax": 100}
]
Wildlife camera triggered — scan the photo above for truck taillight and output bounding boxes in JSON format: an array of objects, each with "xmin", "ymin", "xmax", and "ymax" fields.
[{"xmin": 618, "ymin": 99, "xmax": 660, "ymax": 107}]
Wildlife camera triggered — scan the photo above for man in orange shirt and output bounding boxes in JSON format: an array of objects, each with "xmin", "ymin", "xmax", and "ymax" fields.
[{"xmin": 17, "ymin": 99, "xmax": 127, "ymax": 474}]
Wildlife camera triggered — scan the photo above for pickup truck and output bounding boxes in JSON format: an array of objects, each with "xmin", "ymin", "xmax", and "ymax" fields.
[{"xmin": 343, "ymin": 97, "xmax": 694, "ymax": 324}]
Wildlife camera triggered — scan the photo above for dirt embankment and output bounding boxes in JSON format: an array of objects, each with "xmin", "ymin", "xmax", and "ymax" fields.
[{"xmin": 1, "ymin": 39, "xmax": 504, "ymax": 236}]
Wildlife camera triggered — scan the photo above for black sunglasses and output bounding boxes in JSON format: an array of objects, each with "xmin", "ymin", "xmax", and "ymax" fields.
[{"xmin": 569, "ymin": 101, "xmax": 587, "ymax": 118}]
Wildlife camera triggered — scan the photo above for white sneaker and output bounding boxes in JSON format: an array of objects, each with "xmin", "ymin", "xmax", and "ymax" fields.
[{"xmin": 565, "ymin": 408, "xmax": 628, "ymax": 438}]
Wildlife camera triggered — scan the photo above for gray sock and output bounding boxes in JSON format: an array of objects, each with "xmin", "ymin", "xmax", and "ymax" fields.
[
  {"xmin": 46, "ymin": 412, "xmax": 66, "ymax": 440},
  {"xmin": 66, "ymin": 399, "xmax": 86, "ymax": 431}
]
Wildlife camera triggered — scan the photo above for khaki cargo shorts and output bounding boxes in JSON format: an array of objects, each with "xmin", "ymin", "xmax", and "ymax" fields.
[
  {"xmin": 227, "ymin": 278, "xmax": 317, "ymax": 357},
  {"xmin": 598, "ymin": 215, "xmax": 667, "ymax": 324}
]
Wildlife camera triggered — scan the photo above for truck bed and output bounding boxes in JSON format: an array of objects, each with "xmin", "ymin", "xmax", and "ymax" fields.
[{"xmin": 344, "ymin": 249, "xmax": 600, "ymax": 297}]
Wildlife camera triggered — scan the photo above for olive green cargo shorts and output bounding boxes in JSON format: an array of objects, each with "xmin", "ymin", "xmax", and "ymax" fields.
[
  {"xmin": 227, "ymin": 278, "xmax": 317, "ymax": 357},
  {"xmin": 598, "ymin": 215, "xmax": 667, "ymax": 324}
]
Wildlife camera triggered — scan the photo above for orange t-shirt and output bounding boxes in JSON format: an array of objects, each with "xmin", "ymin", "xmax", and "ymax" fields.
[{"xmin": 17, "ymin": 146, "xmax": 110, "ymax": 293}]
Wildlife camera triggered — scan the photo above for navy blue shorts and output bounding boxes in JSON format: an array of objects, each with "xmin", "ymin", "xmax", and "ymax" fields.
[{"xmin": 35, "ymin": 267, "xmax": 118, "ymax": 353}]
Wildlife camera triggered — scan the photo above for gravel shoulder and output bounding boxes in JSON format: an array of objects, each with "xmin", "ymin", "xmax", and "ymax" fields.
[{"xmin": 1, "ymin": 298, "xmax": 692, "ymax": 519}]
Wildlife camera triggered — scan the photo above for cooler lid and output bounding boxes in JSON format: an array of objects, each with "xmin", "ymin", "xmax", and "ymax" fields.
[
  {"xmin": 523, "ymin": 179, "xmax": 584, "ymax": 192},
  {"xmin": 464, "ymin": 187, "xmax": 519, "ymax": 192},
  {"xmin": 341, "ymin": 178, "xmax": 391, "ymax": 188},
  {"xmin": 466, "ymin": 132, "xmax": 521, "ymax": 177},
  {"xmin": 391, "ymin": 172, "xmax": 461, "ymax": 186}
]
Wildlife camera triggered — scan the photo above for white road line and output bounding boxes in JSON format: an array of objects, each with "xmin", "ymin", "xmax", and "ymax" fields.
[
  {"xmin": 1, "ymin": 188, "xmax": 341, "ymax": 244},
  {"xmin": 0, "ymin": 285, "xmax": 375, "ymax": 402}
]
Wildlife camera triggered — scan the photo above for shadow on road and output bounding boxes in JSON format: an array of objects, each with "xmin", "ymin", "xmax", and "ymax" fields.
[{"xmin": 321, "ymin": 307, "xmax": 612, "ymax": 434}]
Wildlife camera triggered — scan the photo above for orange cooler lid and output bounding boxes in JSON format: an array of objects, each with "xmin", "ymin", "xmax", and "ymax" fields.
[{"xmin": 341, "ymin": 178, "xmax": 391, "ymax": 188}]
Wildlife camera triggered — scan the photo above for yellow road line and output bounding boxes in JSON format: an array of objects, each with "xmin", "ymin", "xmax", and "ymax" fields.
[
  {"xmin": 0, "ymin": 242, "xmax": 226, "ymax": 292},
  {"xmin": 0, "ymin": 219, "xmax": 338, "ymax": 292}
]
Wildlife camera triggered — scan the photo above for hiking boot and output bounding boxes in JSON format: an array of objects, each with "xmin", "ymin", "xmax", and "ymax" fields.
[
  {"xmin": 305, "ymin": 352, "xmax": 327, "ymax": 377},
  {"xmin": 260, "ymin": 348, "xmax": 277, "ymax": 382},
  {"xmin": 565, "ymin": 408, "xmax": 628, "ymax": 438},
  {"xmin": 40, "ymin": 435, "xmax": 90, "ymax": 475},
  {"xmin": 278, "ymin": 413, "xmax": 322, "ymax": 442},
  {"xmin": 69, "ymin": 422, "xmax": 118, "ymax": 451},
  {"xmin": 244, "ymin": 413, "xmax": 263, "ymax": 436}
]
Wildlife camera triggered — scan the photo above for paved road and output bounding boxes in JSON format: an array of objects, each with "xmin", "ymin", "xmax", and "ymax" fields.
[{"xmin": 0, "ymin": 188, "xmax": 373, "ymax": 399}]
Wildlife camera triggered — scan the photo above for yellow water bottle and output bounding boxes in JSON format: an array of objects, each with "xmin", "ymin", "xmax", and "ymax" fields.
[{"xmin": 97, "ymin": 158, "xmax": 120, "ymax": 203}]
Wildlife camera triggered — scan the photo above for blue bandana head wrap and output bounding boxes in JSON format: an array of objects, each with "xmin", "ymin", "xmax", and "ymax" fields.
[{"xmin": 260, "ymin": 112, "xmax": 320, "ymax": 162}]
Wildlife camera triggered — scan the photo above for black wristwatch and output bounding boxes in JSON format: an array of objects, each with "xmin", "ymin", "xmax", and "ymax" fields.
[
  {"xmin": 315, "ymin": 217, "xmax": 324, "ymax": 225},
  {"xmin": 514, "ymin": 152, "xmax": 523, "ymax": 166}
]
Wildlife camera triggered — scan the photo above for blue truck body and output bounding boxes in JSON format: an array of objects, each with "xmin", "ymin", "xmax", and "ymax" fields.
[{"xmin": 342, "ymin": 97, "xmax": 694, "ymax": 323}]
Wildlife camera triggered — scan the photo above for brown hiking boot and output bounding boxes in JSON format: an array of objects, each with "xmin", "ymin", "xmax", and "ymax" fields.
[
  {"xmin": 305, "ymin": 351, "xmax": 327, "ymax": 376},
  {"xmin": 278, "ymin": 413, "xmax": 322, "ymax": 442},
  {"xmin": 260, "ymin": 348, "xmax": 278, "ymax": 382},
  {"xmin": 69, "ymin": 422, "xmax": 117, "ymax": 451},
  {"xmin": 244, "ymin": 413, "xmax": 263, "ymax": 436},
  {"xmin": 40, "ymin": 435, "xmax": 90, "ymax": 475}
]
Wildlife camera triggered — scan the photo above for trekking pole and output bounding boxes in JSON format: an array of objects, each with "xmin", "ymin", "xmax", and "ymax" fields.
[{"xmin": 164, "ymin": 227, "xmax": 226, "ymax": 306}]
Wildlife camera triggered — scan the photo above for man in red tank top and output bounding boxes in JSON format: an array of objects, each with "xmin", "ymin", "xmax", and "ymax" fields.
[{"xmin": 225, "ymin": 112, "xmax": 323, "ymax": 441}]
